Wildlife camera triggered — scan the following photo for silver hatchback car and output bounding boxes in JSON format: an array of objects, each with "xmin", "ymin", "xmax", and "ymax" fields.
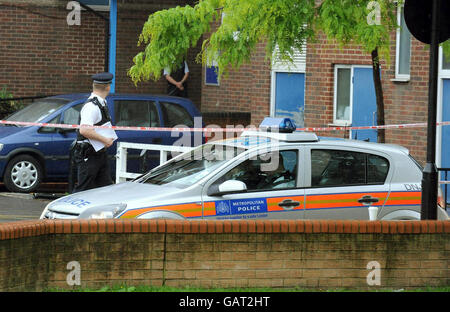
[{"xmin": 41, "ymin": 118, "xmax": 449, "ymax": 221}]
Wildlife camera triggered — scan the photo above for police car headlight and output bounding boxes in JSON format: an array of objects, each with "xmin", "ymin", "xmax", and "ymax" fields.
[
  {"xmin": 0, "ymin": 143, "xmax": 3, "ymax": 152},
  {"xmin": 79, "ymin": 203, "xmax": 127, "ymax": 219}
]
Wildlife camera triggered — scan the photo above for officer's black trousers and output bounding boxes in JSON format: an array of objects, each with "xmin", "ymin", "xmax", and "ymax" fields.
[{"xmin": 73, "ymin": 150, "xmax": 112, "ymax": 193}]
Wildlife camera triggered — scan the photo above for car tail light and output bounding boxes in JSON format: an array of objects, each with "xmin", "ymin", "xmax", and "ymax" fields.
[{"xmin": 437, "ymin": 186, "xmax": 445, "ymax": 208}]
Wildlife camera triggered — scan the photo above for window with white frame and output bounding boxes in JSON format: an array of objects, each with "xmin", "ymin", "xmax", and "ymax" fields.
[
  {"xmin": 78, "ymin": 0, "xmax": 110, "ymax": 11},
  {"xmin": 205, "ymin": 50, "xmax": 219, "ymax": 86},
  {"xmin": 395, "ymin": 4, "xmax": 411, "ymax": 80},
  {"xmin": 442, "ymin": 48, "xmax": 450, "ymax": 71},
  {"xmin": 333, "ymin": 66, "xmax": 352, "ymax": 125},
  {"xmin": 270, "ymin": 43, "xmax": 306, "ymax": 120}
]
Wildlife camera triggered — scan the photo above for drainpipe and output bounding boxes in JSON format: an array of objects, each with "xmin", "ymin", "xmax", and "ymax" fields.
[{"xmin": 108, "ymin": 0, "xmax": 117, "ymax": 93}]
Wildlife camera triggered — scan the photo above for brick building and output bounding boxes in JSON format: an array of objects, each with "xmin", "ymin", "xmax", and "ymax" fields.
[
  {"xmin": 0, "ymin": 0, "xmax": 202, "ymax": 106},
  {"xmin": 200, "ymin": 5, "xmax": 450, "ymax": 171},
  {"xmin": 1, "ymin": 0, "xmax": 449, "ymax": 168}
]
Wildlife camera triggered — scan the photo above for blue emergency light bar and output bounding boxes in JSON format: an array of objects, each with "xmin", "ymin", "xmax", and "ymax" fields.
[{"xmin": 259, "ymin": 117, "xmax": 297, "ymax": 133}]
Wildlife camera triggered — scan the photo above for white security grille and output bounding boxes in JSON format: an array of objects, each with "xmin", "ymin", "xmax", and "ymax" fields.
[{"xmin": 272, "ymin": 43, "xmax": 307, "ymax": 72}]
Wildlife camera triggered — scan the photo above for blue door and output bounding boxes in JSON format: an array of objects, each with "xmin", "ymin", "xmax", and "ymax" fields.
[
  {"xmin": 274, "ymin": 72, "xmax": 305, "ymax": 127},
  {"xmin": 351, "ymin": 67, "xmax": 378, "ymax": 142},
  {"xmin": 442, "ymin": 79, "xmax": 450, "ymax": 205}
]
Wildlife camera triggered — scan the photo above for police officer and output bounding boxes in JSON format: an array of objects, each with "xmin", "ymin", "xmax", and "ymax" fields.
[
  {"xmin": 72, "ymin": 72, "xmax": 116, "ymax": 193},
  {"xmin": 164, "ymin": 59, "xmax": 189, "ymax": 97}
]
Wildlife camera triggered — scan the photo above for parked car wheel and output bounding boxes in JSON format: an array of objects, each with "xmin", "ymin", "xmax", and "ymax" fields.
[{"xmin": 4, "ymin": 155, "xmax": 43, "ymax": 193}]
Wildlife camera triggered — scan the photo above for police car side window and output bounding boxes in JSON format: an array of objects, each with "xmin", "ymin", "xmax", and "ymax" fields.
[
  {"xmin": 367, "ymin": 154, "xmax": 390, "ymax": 184},
  {"xmin": 311, "ymin": 149, "xmax": 389, "ymax": 187},
  {"xmin": 160, "ymin": 102, "xmax": 194, "ymax": 128},
  {"xmin": 115, "ymin": 100, "xmax": 159, "ymax": 127},
  {"xmin": 219, "ymin": 150, "xmax": 298, "ymax": 191}
]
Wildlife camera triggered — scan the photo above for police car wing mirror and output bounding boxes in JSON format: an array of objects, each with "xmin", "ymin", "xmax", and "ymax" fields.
[{"xmin": 208, "ymin": 180, "xmax": 247, "ymax": 196}]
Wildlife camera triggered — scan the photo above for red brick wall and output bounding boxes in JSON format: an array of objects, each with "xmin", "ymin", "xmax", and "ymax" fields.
[
  {"xmin": 201, "ymin": 19, "xmax": 271, "ymax": 126},
  {"xmin": 0, "ymin": 219, "xmax": 448, "ymax": 291},
  {"xmin": 0, "ymin": 1, "xmax": 202, "ymax": 108},
  {"xmin": 0, "ymin": 2, "xmax": 105, "ymax": 96}
]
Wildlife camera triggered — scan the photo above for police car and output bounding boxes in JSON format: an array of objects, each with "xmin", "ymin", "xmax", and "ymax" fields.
[{"xmin": 40, "ymin": 118, "xmax": 449, "ymax": 221}]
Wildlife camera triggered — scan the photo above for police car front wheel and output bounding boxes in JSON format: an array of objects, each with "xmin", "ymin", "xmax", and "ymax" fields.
[{"xmin": 4, "ymin": 155, "xmax": 43, "ymax": 193}]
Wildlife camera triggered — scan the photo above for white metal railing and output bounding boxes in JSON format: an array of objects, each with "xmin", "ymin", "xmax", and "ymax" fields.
[{"xmin": 115, "ymin": 142, "xmax": 193, "ymax": 183}]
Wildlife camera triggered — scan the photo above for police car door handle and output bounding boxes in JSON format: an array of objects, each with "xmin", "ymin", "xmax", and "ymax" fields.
[
  {"xmin": 358, "ymin": 195, "xmax": 379, "ymax": 205},
  {"xmin": 278, "ymin": 199, "xmax": 300, "ymax": 210}
]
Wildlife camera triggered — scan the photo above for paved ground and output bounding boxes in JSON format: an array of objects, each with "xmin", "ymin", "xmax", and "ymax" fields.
[{"xmin": 0, "ymin": 183, "xmax": 66, "ymax": 223}]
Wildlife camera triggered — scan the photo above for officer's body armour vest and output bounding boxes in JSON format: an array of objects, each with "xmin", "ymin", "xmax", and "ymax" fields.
[{"xmin": 76, "ymin": 97, "xmax": 112, "ymax": 142}]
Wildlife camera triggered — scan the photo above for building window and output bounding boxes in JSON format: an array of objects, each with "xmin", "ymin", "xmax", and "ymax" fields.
[
  {"xmin": 442, "ymin": 49, "xmax": 450, "ymax": 71},
  {"xmin": 395, "ymin": 5, "xmax": 411, "ymax": 80},
  {"xmin": 333, "ymin": 66, "xmax": 352, "ymax": 125},
  {"xmin": 79, "ymin": 0, "xmax": 109, "ymax": 5},
  {"xmin": 78, "ymin": 0, "xmax": 110, "ymax": 11},
  {"xmin": 205, "ymin": 56, "xmax": 219, "ymax": 86}
]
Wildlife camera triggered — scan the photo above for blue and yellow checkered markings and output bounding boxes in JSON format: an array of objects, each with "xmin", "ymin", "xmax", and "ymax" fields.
[{"xmin": 119, "ymin": 191, "xmax": 421, "ymax": 219}]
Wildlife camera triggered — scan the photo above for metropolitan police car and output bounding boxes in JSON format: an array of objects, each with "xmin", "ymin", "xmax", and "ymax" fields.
[{"xmin": 40, "ymin": 118, "xmax": 449, "ymax": 221}]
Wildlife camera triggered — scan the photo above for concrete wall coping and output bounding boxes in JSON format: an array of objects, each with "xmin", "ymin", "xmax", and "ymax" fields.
[{"xmin": 1, "ymin": 219, "xmax": 449, "ymax": 240}]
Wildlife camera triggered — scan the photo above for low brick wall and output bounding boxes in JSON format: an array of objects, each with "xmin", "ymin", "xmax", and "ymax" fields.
[{"xmin": 0, "ymin": 219, "xmax": 448, "ymax": 291}]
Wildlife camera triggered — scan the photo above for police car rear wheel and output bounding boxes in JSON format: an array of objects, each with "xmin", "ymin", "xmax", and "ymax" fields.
[{"xmin": 4, "ymin": 155, "xmax": 43, "ymax": 193}]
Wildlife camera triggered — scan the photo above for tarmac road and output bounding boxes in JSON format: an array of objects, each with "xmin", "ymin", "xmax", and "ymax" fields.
[{"xmin": 0, "ymin": 183, "xmax": 67, "ymax": 223}]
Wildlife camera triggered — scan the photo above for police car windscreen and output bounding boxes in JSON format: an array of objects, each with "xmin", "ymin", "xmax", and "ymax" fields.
[
  {"xmin": 142, "ymin": 144, "xmax": 245, "ymax": 187},
  {"xmin": 5, "ymin": 98, "xmax": 70, "ymax": 124}
]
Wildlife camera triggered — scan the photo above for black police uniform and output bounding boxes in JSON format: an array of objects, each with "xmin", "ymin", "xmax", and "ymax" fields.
[
  {"xmin": 71, "ymin": 72, "xmax": 115, "ymax": 193},
  {"xmin": 167, "ymin": 60, "xmax": 188, "ymax": 97}
]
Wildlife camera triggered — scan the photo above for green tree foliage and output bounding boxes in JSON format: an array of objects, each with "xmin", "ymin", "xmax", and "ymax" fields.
[
  {"xmin": 443, "ymin": 40, "xmax": 450, "ymax": 58},
  {"xmin": 314, "ymin": 0, "xmax": 399, "ymax": 143},
  {"xmin": 203, "ymin": 0, "xmax": 316, "ymax": 78},
  {"xmin": 128, "ymin": 0, "xmax": 317, "ymax": 83},
  {"xmin": 0, "ymin": 87, "xmax": 24, "ymax": 119},
  {"xmin": 129, "ymin": 0, "xmax": 450, "ymax": 83},
  {"xmin": 128, "ymin": 0, "xmax": 221, "ymax": 84},
  {"xmin": 316, "ymin": 0, "xmax": 398, "ymax": 64}
]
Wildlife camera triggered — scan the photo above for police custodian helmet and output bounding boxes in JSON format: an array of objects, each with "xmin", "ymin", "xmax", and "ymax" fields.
[{"xmin": 92, "ymin": 72, "xmax": 114, "ymax": 84}]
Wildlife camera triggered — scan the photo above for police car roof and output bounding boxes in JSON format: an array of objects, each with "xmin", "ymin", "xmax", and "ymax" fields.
[
  {"xmin": 217, "ymin": 131, "xmax": 318, "ymax": 149},
  {"xmin": 241, "ymin": 130, "xmax": 319, "ymax": 142},
  {"xmin": 217, "ymin": 133, "xmax": 410, "ymax": 156}
]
